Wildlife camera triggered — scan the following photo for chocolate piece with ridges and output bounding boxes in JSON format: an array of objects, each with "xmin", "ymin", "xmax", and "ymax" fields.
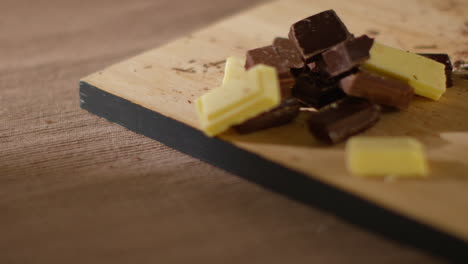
[
  {"xmin": 292, "ymin": 73, "xmax": 346, "ymax": 109},
  {"xmin": 322, "ymin": 35, "xmax": 374, "ymax": 77},
  {"xmin": 245, "ymin": 45, "xmax": 295, "ymax": 97},
  {"xmin": 272, "ymin": 37, "xmax": 305, "ymax": 69},
  {"xmin": 340, "ymin": 71, "xmax": 414, "ymax": 109},
  {"xmin": 418, "ymin": 53, "xmax": 453, "ymax": 87},
  {"xmin": 288, "ymin": 10, "xmax": 352, "ymax": 62},
  {"xmin": 234, "ymin": 98, "xmax": 301, "ymax": 134},
  {"xmin": 308, "ymin": 98, "xmax": 381, "ymax": 144}
]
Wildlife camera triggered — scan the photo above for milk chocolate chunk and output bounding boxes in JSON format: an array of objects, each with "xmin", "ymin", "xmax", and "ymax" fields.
[
  {"xmin": 340, "ymin": 71, "xmax": 414, "ymax": 109},
  {"xmin": 234, "ymin": 98, "xmax": 301, "ymax": 134},
  {"xmin": 322, "ymin": 35, "xmax": 374, "ymax": 77},
  {"xmin": 292, "ymin": 73, "xmax": 346, "ymax": 109},
  {"xmin": 245, "ymin": 45, "xmax": 295, "ymax": 97},
  {"xmin": 288, "ymin": 10, "xmax": 352, "ymax": 62},
  {"xmin": 308, "ymin": 98, "xmax": 380, "ymax": 144},
  {"xmin": 272, "ymin": 37, "xmax": 305, "ymax": 69},
  {"xmin": 418, "ymin": 53, "xmax": 453, "ymax": 87}
]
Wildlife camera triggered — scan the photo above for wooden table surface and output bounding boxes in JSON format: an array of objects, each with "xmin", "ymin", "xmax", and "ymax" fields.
[{"xmin": 0, "ymin": 0, "xmax": 449, "ymax": 263}]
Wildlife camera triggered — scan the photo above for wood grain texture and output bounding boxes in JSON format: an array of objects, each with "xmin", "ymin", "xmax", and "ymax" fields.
[{"xmin": 0, "ymin": 0, "xmax": 458, "ymax": 263}]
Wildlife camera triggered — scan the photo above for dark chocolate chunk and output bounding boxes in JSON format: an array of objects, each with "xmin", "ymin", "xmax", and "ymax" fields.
[
  {"xmin": 288, "ymin": 10, "xmax": 352, "ymax": 62},
  {"xmin": 340, "ymin": 71, "xmax": 414, "ymax": 109},
  {"xmin": 292, "ymin": 73, "xmax": 346, "ymax": 109},
  {"xmin": 272, "ymin": 37, "xmax": 305, "ymax": 69},
  {"xmin": 418, "ymin": 53, "xmax": 453, "ymax": 87},
  {"xmin": 234, "ymin": 98, "xmax": 301, "ymax": 134},
  {"xmin": 245, "ymin": 45, "xmax": 295, "ymax": 97},
  {"xmin": 308, "ymin": 98, "xmax": 380, "ymax": 144},
  {"xmin": 322, "ymin": 35, "xmax": 374, "ymax": 77}
]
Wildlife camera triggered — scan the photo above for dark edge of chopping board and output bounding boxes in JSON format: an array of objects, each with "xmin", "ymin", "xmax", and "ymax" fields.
[{"xmin": 79, "ymin": 81, "xmax": 467, "ymax": 263}]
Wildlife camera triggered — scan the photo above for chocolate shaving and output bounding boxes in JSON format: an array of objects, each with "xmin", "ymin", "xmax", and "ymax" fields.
[
  {"xmin": 172, "ymin": 67, "xmax": 196, "ymax": 73},
  {"xmin": 366, "ymin": 29, "xmax": 380, "ymax": 36},
  {"xmin": 208, "ymin": 60, "xmax": 226, "ymax": 66},
  {"xmin": 413, "ymin": 44, "xmax": 438, "ymax": 49}
]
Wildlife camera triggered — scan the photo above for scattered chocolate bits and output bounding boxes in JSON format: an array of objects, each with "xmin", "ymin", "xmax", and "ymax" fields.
[
  {"xmin": 199, "ymin": 9, "xmax": 454, "ymax": 144},
  {"xmin": 366, "ymin": 29, "xmax": 380, "ymax": 36},
  {"xmin": 413, "ymin": 44, "xmax": 438, "ymax": 49},
  {"xmin": 208, "ymin": 60, "xmax": 226, "ymax": 67},
  {"xmin": 172, "ymin": 67, "xmax": 196, "ymax": 73}
]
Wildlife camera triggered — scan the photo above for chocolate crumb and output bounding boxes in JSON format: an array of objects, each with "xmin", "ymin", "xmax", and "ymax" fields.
[
  {"xmin": 172, "ymin": 67, "xmax": 196, "ymax": 73},
  {"xmin": 134, "ymin": 157, "xmax": 143, "ymax": 161},
  {"xmin": 413, "ymin": 75, "xmax": 418, "ymax": 80},
  {"xmin": 45, "ymin": 120, "xmax": 55, "ymax": 124},
  {"xmin": 203, "ymin": 64, "xmax": 209, "ymax": 68},
  {"xmin": 188, "ymin": 59, "xmax": 196, "ymax": 63},
  {"xmin": 366, "ymin": 29, "xmax": 380, "ymax": 36},
  {"xmin": 144, "ymin": 65, "xmax": 152, "ymax": 69},
  {"xmin": 454, "ymin": 60, "xmax": 468, "ymax": 71},
  {"xmin": 413, "ymin": 44, "xmax": 438, "ymax": 49},
  {"xmin": 208, "ymin": 60, "xmax": 226, "ymax": 67},
  {"xmin": 187, "ymin": 100, "xmax": 192, "ymax": 104}
]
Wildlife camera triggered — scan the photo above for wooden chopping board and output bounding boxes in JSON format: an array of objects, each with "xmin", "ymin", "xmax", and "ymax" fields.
[{"xmin": 80, "ymin": 0, "xmax": 468, "ymax": 258}]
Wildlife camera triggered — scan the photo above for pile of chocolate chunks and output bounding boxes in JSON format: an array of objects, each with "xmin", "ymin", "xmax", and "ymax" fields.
[{"xmin": 235, "ymin": 10, "xmax": 453, "ymax": 144}]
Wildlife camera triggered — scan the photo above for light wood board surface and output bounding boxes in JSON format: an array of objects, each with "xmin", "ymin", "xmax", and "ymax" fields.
[
  {"xmin": 82, "ymin": 0, "xmax": 468, "ymax": 243},
  {"xmin": 1, "ymin": 0, "xmax": 465, "ymax": 263}
]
